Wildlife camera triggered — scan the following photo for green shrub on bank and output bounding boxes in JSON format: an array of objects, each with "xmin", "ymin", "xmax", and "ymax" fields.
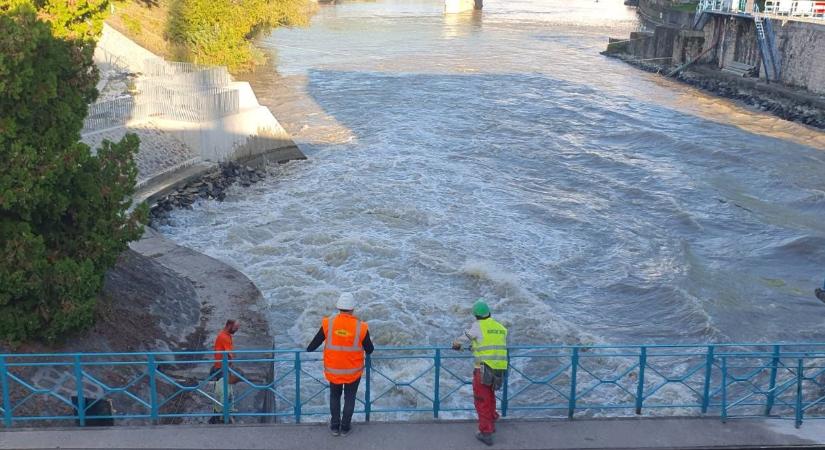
[
  {"xmin": 0, "ymin": 4, "xmax": 146, "ymax": 343},
  {"xmin": 167, "ymin": 0, "xmax": 311, "ymax": 72}
]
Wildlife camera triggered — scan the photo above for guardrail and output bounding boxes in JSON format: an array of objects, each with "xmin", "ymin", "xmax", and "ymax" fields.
[
  {"xmin": 142, "ymin": 59, "xmax": 232, "ymax": 88},
  {"xmin": 2, "ymin": 343, "xmax": 825, "ymax": 428},
  {"xmin": 81, "ymin": 88, "xmax": 240, "ymax": 133},
  {"xmin": 83, "ymin": 98, "xmax": 150, "ymax": 132},
  {"xmin": 82, "ymin": 58, "xmax": 240, "ymax": 134},
  {"xmin": 696, "ymin": 0, "xmax": 759, "ymax": 14},
  {"xmin": 139, "ymin": 86, "xmax": 241, "ymax": 122},
  {"xmin": 764, "ymin": 0, "xmax": 825, "ymax": 17},
  {"xmin": 697, "ymin": 0, "xmax": 825, "ymax": 20}
]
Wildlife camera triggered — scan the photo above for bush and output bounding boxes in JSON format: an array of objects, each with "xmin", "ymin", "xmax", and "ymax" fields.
[
  {"xmin": 122, "ymin": 13, "xmax": 143, "ymax": 35},
  {"xmin": 0, "ymin": 0, "xmax": 109, "ymax": 42},
  {"xmin": 0, "ymin": 4, "xmax": 146, "ymax": 343},
  {"xmin": 167, "ymin": 0, "xmax": 311, "ymax": 72}
]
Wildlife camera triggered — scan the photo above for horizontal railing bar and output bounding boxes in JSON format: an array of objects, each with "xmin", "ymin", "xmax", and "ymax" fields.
[
  {"xmin": 7, "ymin": 342, "xmax": 825, "ymax": 358},
  {"xmin": 8, "ymin": 357, "xmax": 819, "ymax": 370},
  {"xmin": 366, "ymin": 407, "xmax": 434, "ymax": 413}
]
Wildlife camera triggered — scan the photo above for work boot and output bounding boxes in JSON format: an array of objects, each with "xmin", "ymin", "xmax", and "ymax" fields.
[
  {"xmin": 341, "ymin": 426, "xmax": 352, "ymax": 437},
  {"xmin": 476, "ymin": 432, "xmax": 493, "ymax": 446},
  {"xmin": 330, "ymin": 421, "xmax": 340, "ymax": 436}
]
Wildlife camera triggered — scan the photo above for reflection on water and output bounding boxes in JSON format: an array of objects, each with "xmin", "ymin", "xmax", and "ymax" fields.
[
  {"xmin": 442, "ymin": 10, "xmax": 482, "ymax": 38},
  {"xmin": 161, "ymin": 0, "xmax": 825, "ymax": 354}
]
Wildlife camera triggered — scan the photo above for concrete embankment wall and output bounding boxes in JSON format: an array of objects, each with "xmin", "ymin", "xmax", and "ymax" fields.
[
  {"xmin": 700, "ymin": 15, "xmax": 825, "ymax": 93},
  {"xmin": 619, "ymin": 3, "xmax": 825, "ymax": 95},
  {"xmin": 638, "ymin": 0, "xmax": 695, "ymax": 28},
  {"xmin": 773, "ymin": 20, "xmax": 825, "ymax": 94},
  {"xmin": 91, "ymin": 25, "xmax": 305, "ymax": 171},
  {"xmin": 151, "ymin": 82, "xmax": 304, "ymax": 165},
  {"xmin": 702, "ymin": 15, "xmax": 825, "ymax": 94},
  {"xmin": 96, "ymin": 23, "xmax": 160, "ymax": 70}
]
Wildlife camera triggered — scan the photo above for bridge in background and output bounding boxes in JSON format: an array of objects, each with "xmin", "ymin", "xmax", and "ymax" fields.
[{"xmin": 2, "ymin": 343, "xmax": 825, "ymax": 429}]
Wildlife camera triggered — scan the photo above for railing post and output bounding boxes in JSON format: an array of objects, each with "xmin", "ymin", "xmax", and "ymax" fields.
[
  {"xmin": 701, "ymin": 345, "xmax": 714, "ymax": 413},
  {"xmin": 294, "ymin": 352, "xmax": 301, "ymax": 423},
  {"xmin": 568, "ymin": 347, "xmax": 579, "ymax": 419},
  {"xmin": 795, "ymin": 358, "xmax": 804, "ymax": 428},
  {"xmin": 0, "ymin": 356, "xmax": 11, "ymax": 427},
  {"xmin": 148, "ymin": 354, "xmax": 158, "ymax": 424},
  {"xmin": 433, "ymin": 349, "xmax": 440, "ymax": 419},
  {"xmin": 365, "ymin": 354, "xmax": 371, "ymax": 422},
  {"xmin": 635, "ymin": 347, "xmax": 647, "ymax": 415},
  {"xmin": 221, "ymin": 353, "xmax": 230, "ymax": 424},
  {"xmin": 501, "ymin": 351, "xmax": 510, "ymax": 418},
  {"xmin": 720, "ymin": 356, "xmax": 727, "ymax": 423},
  {"xmin": 765, "ymin": 345, "xmax": 780, "ymax": 416},
  {"xmin": 74, "ymin": 355, "xmax": 86, "ymax": 427}
]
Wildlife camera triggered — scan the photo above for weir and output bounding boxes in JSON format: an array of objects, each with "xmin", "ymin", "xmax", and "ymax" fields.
[{"xmin": 2, "ymin": 343, "xmax": 825, "ymax": 428}]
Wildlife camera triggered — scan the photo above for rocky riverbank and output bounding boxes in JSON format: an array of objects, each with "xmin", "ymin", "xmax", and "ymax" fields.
[
  {"xmin": 605, "ymin": 53, "xmax": 825, "ymax": 130},
  {"xmin": 150, "ymin": 162, "xmax": 269, "ymax": 225}
]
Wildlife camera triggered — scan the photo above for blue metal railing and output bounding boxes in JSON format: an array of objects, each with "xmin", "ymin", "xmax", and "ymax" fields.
[{"xmin": 2, "ymin": 343, "xmax": 825, "ymax": 428}]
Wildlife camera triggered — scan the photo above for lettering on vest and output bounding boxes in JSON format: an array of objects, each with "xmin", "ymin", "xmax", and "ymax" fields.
[{"xmin": 474, "ymin": 318, "xmax": 508, "ymax": 370}]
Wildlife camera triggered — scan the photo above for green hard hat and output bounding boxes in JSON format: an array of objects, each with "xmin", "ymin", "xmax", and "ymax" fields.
[{"xmin": 473, "ymin": 299, "xmax": 490, "ymax": 317}]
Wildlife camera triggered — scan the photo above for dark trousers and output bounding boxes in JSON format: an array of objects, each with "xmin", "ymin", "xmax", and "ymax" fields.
[{"xmin": 329, "ymin": 378, "xmax": 361, "ymax": 431}]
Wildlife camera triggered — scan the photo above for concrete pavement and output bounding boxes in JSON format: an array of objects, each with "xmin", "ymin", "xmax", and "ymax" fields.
[{"xmin": 2, "ymin": 417, "xmax": 825, "ymax": 450}]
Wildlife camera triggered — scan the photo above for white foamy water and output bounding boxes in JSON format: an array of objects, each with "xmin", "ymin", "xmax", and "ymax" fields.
[{"xmin": 158, "ymin": 0, "xmax": 825, "ymax": 356}]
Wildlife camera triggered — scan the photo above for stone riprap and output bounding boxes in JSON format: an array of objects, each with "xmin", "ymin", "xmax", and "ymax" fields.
[
  {"xmin": 150, "ymin": 162, "xmax": 268, "ymax": 225},
  {"xmin": 605, "ymin": 53, "xmax": 825, "ymax": 129}
]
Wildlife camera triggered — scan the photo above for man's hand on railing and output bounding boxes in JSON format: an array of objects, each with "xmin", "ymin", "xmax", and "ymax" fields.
[{"xmin": 452, "ymin": 340, "xmax": 463, "ymax": 351}]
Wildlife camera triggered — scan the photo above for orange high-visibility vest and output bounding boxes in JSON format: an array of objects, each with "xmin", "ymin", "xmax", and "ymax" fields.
[{"xmin": 322, "ymin": 313, "xmax": 368, "ymax": 384}]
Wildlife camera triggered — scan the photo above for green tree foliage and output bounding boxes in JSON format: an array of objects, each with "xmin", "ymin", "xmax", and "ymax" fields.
[
  {"xmin": 168, "ymin": 0, "xmax": 311, "ymax": 72},
  {"xmin": 0, "ymin": 0, "xmax": 108, "ymax": 41},
  {"xmin": 0, "ymin": 4, "xmax": 146, "ymax": 342}
]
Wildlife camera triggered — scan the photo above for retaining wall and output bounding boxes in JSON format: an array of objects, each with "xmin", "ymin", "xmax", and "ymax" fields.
[
  {"xmin": 773, "ymin": 19, "xmax": 825, "ymax": 94},
  {"xmin": 96, "ymin": 24, "xmax": 162, "ymax": 72},
  {"xmin": 634, "ymin": 0, "xmax": 825, "ymax": 94},
  {"xmin": 89, "ymin": 25, "xmax": 305, "ymax": 177},
  {"xmin": 708, "ymin": 15, "xmax": 825, "ymax": 93},
  {"xmin": 638, "ymin": 0, "xmax": 696, "ymax": 28}
]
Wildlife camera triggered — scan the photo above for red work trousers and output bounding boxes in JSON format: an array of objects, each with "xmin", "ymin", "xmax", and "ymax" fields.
[{"xmin": 472, "ymin": 368, "xmax": 499, "ymax": 434}]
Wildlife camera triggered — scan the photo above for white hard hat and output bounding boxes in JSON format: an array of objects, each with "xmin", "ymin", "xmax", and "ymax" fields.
[{"xmin": 336, "ymin": 292, "xmax": 355, "ymax": 310}]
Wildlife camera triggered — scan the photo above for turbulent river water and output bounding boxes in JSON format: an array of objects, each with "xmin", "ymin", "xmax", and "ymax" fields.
[{"xmin": 158, "ymin": 0, "xmax": 825, "ymax": 351}]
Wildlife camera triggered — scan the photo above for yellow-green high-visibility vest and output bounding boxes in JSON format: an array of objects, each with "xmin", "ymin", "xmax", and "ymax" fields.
[{"xmin": 473, "ymin": 318, "xmax": 508, "ymax": 370}]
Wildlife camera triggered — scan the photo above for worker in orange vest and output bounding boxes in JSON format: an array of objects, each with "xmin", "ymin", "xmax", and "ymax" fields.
[
  {"xmin": 209, "ymin": 319, "xmax": 242, "ymax": 424},
  {"xmin": 307, "ymin": 293, "xmax": 374, "ymax": 436},
  {"xmin": 211, "ymin": 319, "xmax": 241, "ymax": 379}
]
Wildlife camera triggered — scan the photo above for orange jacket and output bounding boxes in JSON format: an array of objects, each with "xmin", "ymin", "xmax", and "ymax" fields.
[
  {"xmin": 213, "ymin": 330, "xmax": 234, "ymax": 369},
  {"xmin": 322, "ymin": 313, "xmax": 369, "ymax": 384}
]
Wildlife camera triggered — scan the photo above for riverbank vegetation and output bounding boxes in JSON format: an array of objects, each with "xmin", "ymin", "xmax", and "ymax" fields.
[
  {"xmin": 109, "ymin": 0, "xmax": 314, "ymax": 72},
  {"xmin": 0, "ymin": 1, "xmax": 146, "ymax": 343}
]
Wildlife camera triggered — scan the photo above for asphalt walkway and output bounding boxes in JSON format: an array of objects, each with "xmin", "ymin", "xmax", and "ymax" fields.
[{"xmin": 2, "ymin": 417, "xmax": 825, "ymax": 450}]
